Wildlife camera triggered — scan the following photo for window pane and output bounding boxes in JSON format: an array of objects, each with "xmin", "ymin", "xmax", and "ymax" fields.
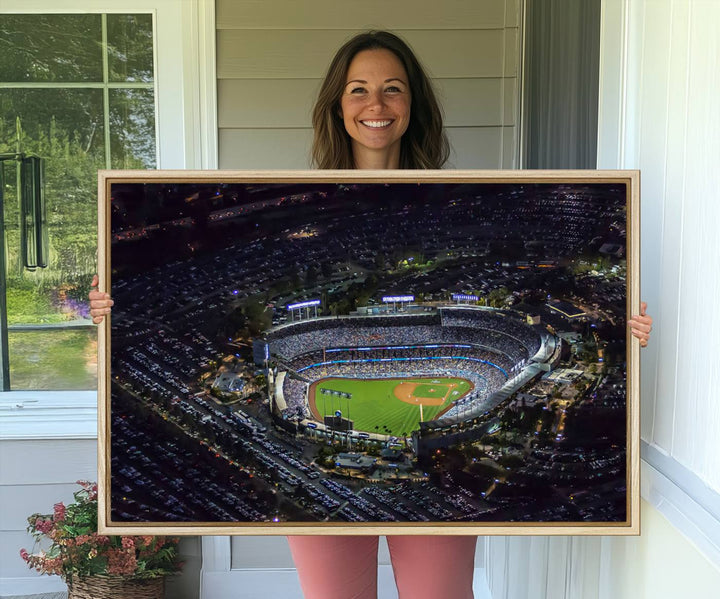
[
  {"xmin": 0, "ymin": 13, "xmax": 157, "ymax": 391},
  {"xmin": 1, "ymin": 88, "xmax": 104, "ymax": 288},
  {"xmin": 107, "ymin": 14, "xmax": 154, "ymax": 83},
  {"xmin": 110, "ymin": 89, "xmax": 157, "ymax": 169},
  {"xmin": 8, "ymin": 329, "xmax": 97, "ymax": 390},
  {"xmin": 0, "ymin": 14, "xmax": 102, "ymax": 82},
  {"xmin": 0, "ymin": 89, "xmax": 106, "ymax": 160}
]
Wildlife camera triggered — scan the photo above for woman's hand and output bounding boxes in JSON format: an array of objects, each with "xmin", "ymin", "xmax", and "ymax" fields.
[
  {"xmin": 89, "ymin": 274, "xmax": 113, "ymax": 324},
  {"xmin": 628, "ymin": 301, "xmax": 652, "ymax": 348}
]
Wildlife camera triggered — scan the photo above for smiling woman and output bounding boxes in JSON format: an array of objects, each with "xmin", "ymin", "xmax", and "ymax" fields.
[
  {"xmin": 339, "ymin": 48, "xmax": 412, "ymax": 169},
  {"xmin": 311, "ymin": 30, "xmax": 449, "ymax": 170}
]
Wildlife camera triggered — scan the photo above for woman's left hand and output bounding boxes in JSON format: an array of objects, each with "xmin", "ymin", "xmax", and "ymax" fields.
[{"xmin": 628, "ymin": 301, "xmax": 652, "ymax": 348}]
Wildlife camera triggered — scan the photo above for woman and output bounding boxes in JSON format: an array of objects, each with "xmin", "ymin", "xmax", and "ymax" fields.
[
  {"xmin": 90, "ymin": 31, "xmax": 653, "ymax": 599},
  {"xmin": 310, "ymin": 31, "xmax": 447, "ymax": 170}
]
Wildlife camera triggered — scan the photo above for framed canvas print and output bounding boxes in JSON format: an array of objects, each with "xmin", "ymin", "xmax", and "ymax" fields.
[{"xmin": 97, "ymin": 170, "xmax": 640, "ymax": 535}]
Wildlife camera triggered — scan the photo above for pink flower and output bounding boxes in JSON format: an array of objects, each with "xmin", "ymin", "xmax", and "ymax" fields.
[
  {"xmin": 34, "ymin": 518, "xmax": 54, "ymax": 535},
  {"xmin": 20, "ymin": 482, "xmax": 179, "ymax": 580},
  {"xmin": 121, "ymin": 537, "xmax": 135, "ymax": 549},
  {"xmin": 43, "ymin": 557, "xmax": 64, "ymax": 576},
  {"xmin": 53, "ymin": 502, "xmax": 66, "ymax": 522},
  {"xmin": 87, "ymin": 483, "xmax": 98, "ymax": 501},
  {"xmin": 107, "ymin": 548, "xmax": 137, "ymax": 576}
]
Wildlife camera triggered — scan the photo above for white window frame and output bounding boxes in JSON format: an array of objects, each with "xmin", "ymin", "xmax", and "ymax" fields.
[{"xmin": 0, "ymin": 0, "xmax": 217, "ymax": 440}]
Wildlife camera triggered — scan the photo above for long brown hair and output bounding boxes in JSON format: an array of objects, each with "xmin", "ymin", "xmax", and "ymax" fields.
[{"xmin": 311, "ymin": 31, "xmax": 449, "ymax": 170}]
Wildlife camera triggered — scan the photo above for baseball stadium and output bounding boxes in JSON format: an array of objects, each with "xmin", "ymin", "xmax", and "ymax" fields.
[{"xmin": 262, "ymin": 306, "xmax": 556, "ymax": 443}]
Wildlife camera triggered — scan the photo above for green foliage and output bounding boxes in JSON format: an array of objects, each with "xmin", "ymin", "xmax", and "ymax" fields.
[
  {"xmin": 20, "ymin": 481, "xmax": 182, "ymax": 582},
  {"xmin": 487, "ymin": 286, "xmax": 510, "ymax": 307},
  {"xmin": 242, "ymin": 300, "xmax": 271, "ymax": 335},
  {"xmin": 5, "ymin": 286, "xmax": 63, "ymax": 324}
]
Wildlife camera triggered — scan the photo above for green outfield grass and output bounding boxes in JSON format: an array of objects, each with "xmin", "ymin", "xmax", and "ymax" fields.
[{"xmin": 313, "ymin": 376, "xmax": 473, "ymax": 438}]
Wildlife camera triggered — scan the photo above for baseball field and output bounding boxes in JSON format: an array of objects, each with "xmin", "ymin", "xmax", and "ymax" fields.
[{"xmin": 309, "ymin": 376, "xmax": 474, "ymax": 438}]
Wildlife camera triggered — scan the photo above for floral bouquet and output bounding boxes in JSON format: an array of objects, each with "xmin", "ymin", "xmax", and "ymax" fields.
[{"xmin": 20, "ymin": 481, "xmax": 182, "ymax": 585}]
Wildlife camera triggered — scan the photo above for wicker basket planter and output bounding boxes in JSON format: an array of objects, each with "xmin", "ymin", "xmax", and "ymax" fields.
[{"xmin": 67, "ymin": 575, "xmax": 164, "ymax": 599}]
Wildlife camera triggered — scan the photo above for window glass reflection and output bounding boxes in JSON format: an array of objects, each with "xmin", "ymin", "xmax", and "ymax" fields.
[
  {"xmin": 107, "ymin": 14, "xmax": 154, "ymax": 83},
  {"xmin": 0, "ymin": 14, "xmax": 102, "ymax": 82}
]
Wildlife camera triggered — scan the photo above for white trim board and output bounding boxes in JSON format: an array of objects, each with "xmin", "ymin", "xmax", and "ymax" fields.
[
  {"xmin": 641, "ymin": 444, "xmax": 720, "ymax": 568},
  {"xmin": 0, "ymin": 576, "xmax": 66, "ymax": 598},
  {"xmin": 0, "ymin": 392, "xmax": 96, "ymax": 440}
]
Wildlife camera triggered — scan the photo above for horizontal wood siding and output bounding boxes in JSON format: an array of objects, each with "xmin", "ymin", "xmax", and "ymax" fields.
[
  {"xmin": 218, "ymin": 29, "xmax": 511, "ymax": 79},
  {"xmin": 219, "ymin": 78, "xmax": 516, "ymax": 128},
  {"xmin": 219, "ymin": 128, "xmax": 313, "ymax": 169},
  {"xmin": 217, "ymin": 0, "xmax": 522, "ymax": 169},
  {"xmin": 217, "ymin": 0, "xmax": 516, "ymax": 30},
  {"xmin": 0, "ymin": 439, "xmax": 97, "ymax": 580}
]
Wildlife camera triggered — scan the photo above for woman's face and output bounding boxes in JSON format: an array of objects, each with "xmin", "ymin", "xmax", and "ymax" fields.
[{"xmin": 340, "ymin": 48, "xmax": 411, "ymax": 167}]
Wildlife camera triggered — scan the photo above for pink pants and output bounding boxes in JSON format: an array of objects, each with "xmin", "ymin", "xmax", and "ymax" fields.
[{"xmin": 287, "ymin": 535, "xmax": 477, "ymax": 599}]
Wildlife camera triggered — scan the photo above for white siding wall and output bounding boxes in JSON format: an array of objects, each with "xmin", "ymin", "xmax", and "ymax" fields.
[
  {"xmin": 216, "ymin": 0, "xmax": 522, "ymax": 169},
  {"xmin": 485, "ymin": 501, "xmax": 720, "ymax": 599},
  {"xmin": 0, "ymin": 439, "xmax": 97, "ymax": 595},
  {"xmin": 485, "ymin": 0, "xmax": 720, "ymax": 597},
  {"xmin": 610, "ymin": 0, "xmax": 720, "ymax": 493}
]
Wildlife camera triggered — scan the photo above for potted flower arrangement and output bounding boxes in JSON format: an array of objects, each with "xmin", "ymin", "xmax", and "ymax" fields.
[{"xmin": 20, "ymin": 480, "xmax": 182, "ymax": 599}]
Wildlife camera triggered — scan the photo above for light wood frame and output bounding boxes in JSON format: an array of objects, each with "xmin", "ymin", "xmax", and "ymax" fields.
[{"xmin": 98, "ymin": 169, "xmax": 640, "ymax": 535}]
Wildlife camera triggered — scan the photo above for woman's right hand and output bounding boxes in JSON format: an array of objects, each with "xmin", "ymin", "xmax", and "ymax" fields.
[{"xmin": 89, "ymin": 274, "xmax": 113, "ymax": 324}]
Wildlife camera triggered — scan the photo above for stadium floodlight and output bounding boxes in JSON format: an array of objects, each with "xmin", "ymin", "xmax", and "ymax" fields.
[
  {"xmin": 286, "ymin": 298, "xmax": 321, "ymax": 321},
  {"xmin": 382, "ymin": 295, "xmax": 414, "ymax": 303},
  {"xmin": 452, "ymin": 293, "xmax": 478, "ymax": 301},
  {"xmin": 286, "ymin": 299, "xmax": 321, "ymax": 310}
]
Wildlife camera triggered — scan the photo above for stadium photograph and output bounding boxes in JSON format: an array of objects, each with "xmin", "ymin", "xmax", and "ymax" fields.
[{"xmin": 100, "ymin": 171, "xmax": 638, "ymax": 533}]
